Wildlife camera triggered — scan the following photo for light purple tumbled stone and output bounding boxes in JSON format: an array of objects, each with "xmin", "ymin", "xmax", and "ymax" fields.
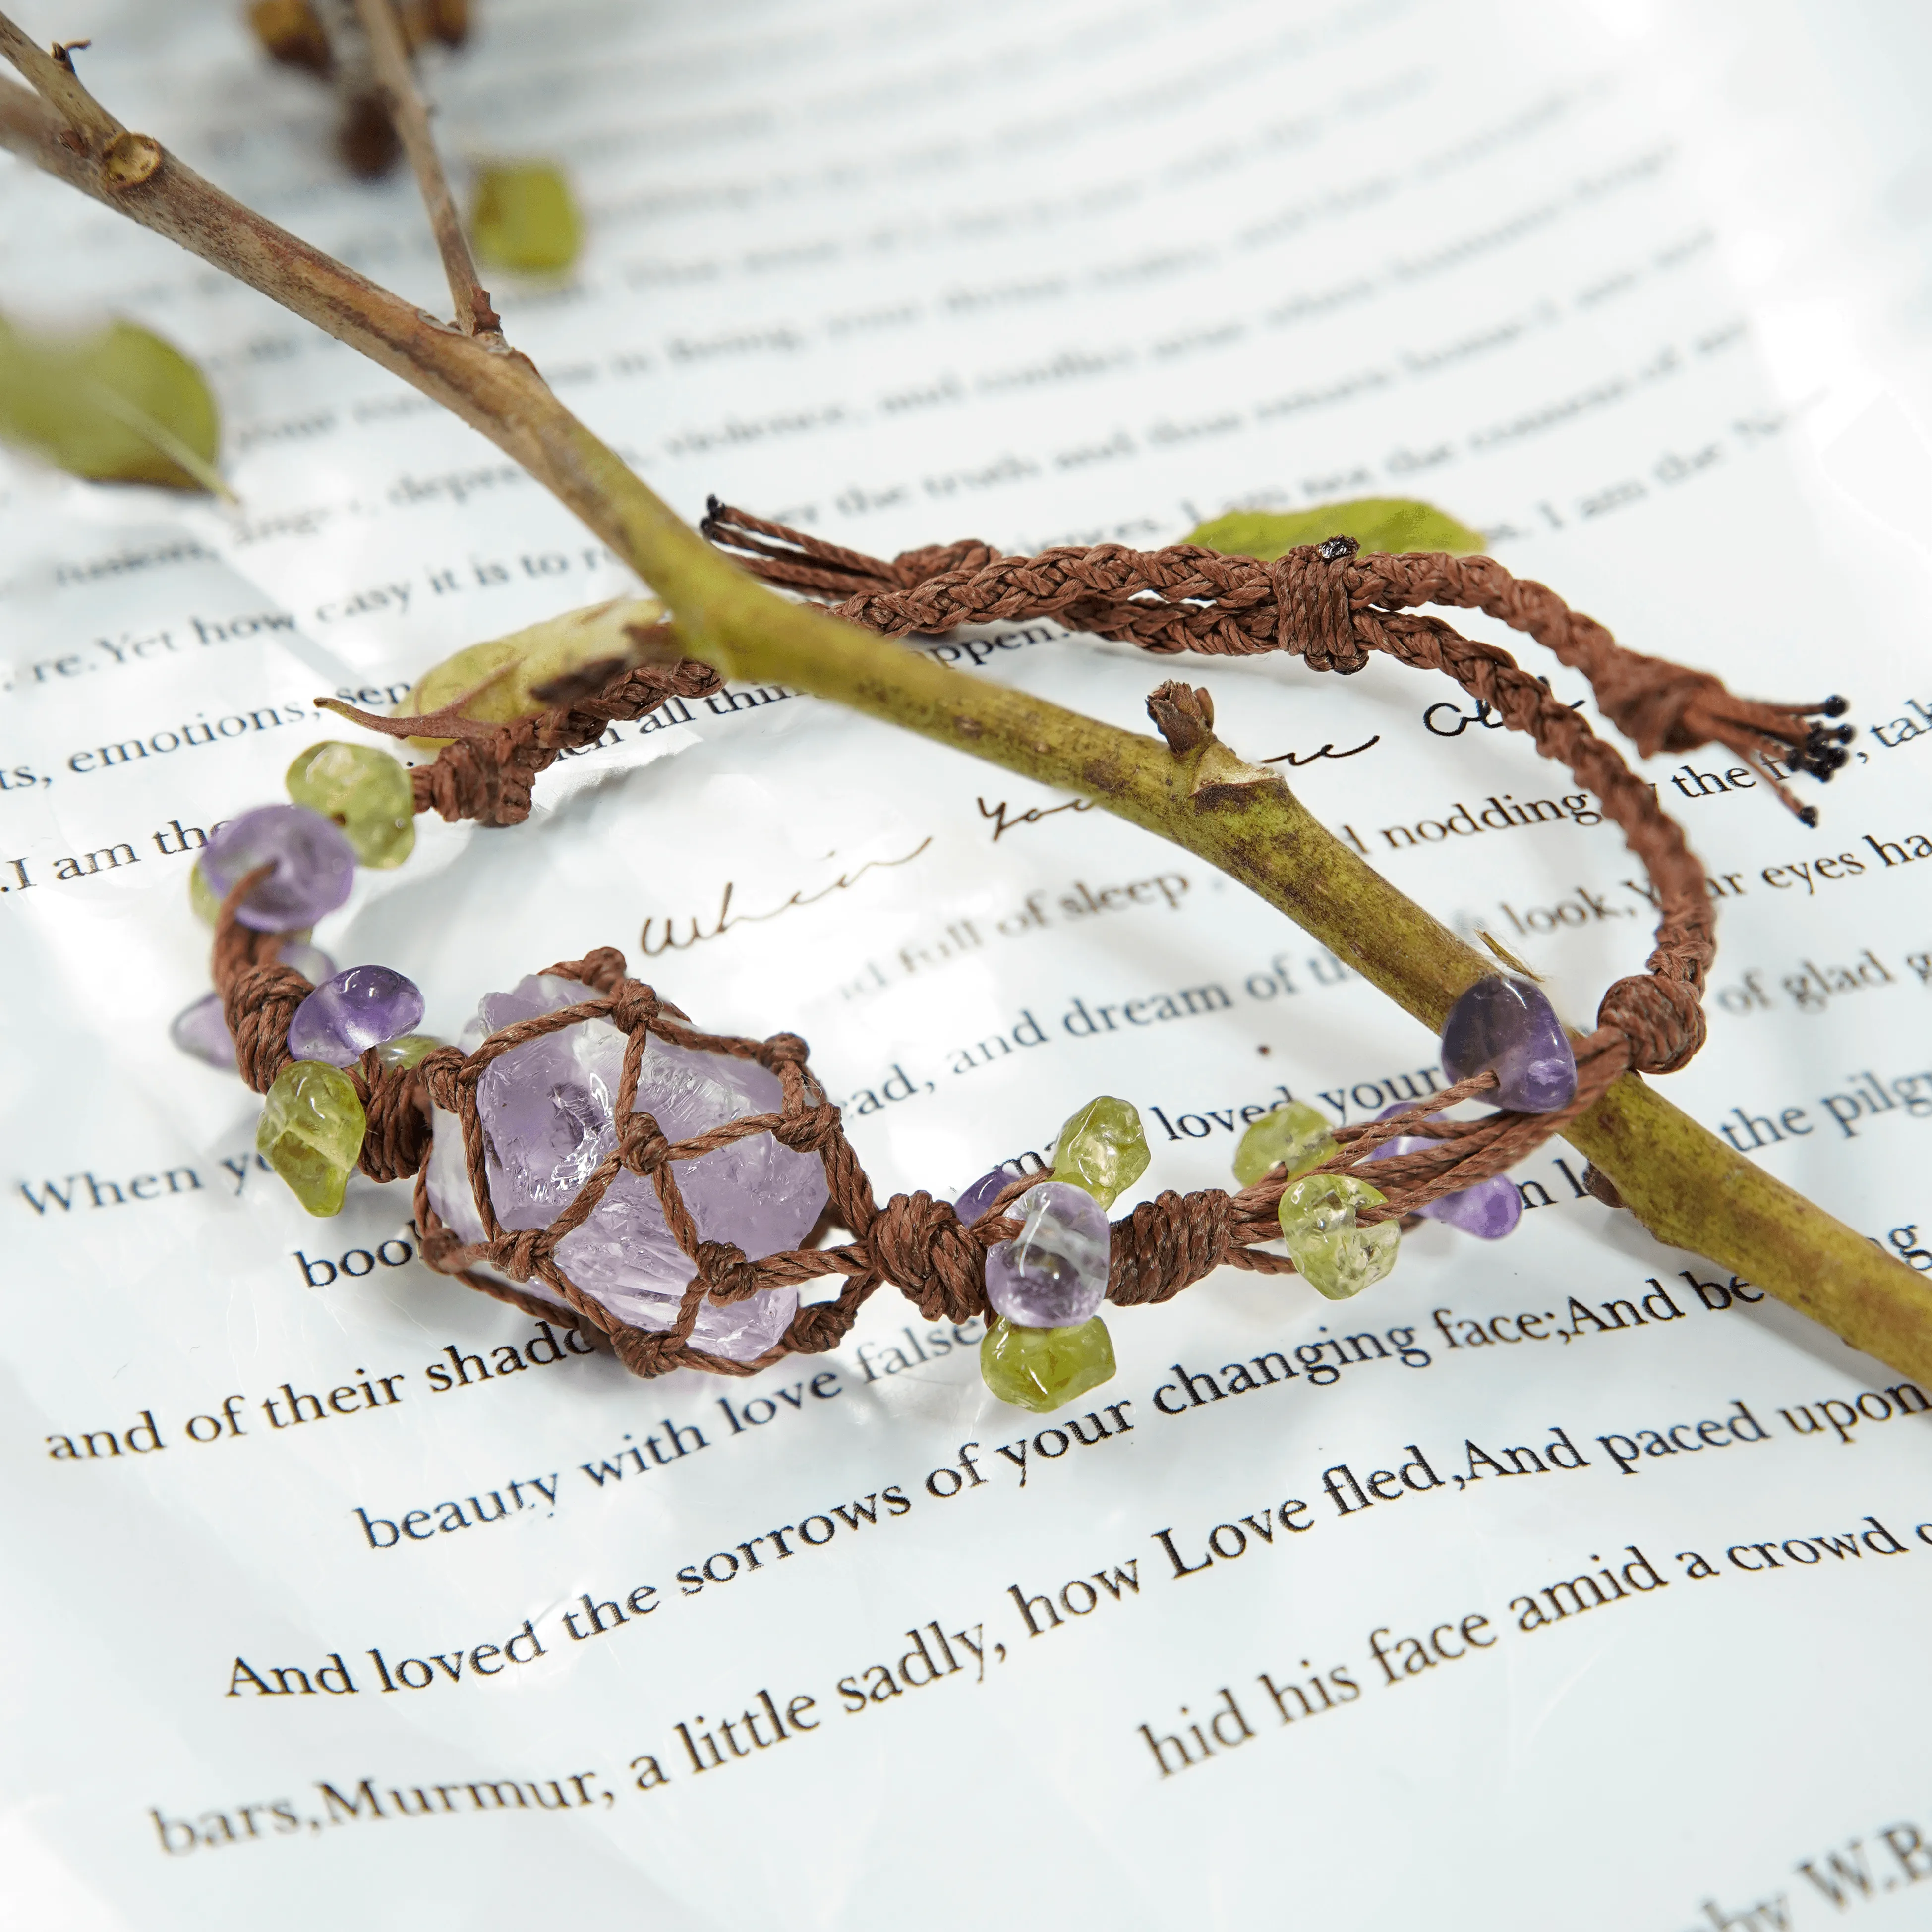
[
  {"xmin": 956, "ymin": 1167, "xmax": 1014, "ymax": 1224},
  {"xmin": 279, "ymin": 940, "xmax": 335, "ymax": 985},
  {"xmin": 1370, "ymin": 1102, "xmax": 1522, "ymax": 1240},
  {"xmin": 200, "ymin": 804, "xmax": 355, "ymax": 933},
  {"xmin": 288, "ymin": 965, "xmax": 425, "ymax": 1067},
  {"xmin": 424, "ymin": 974, "xmax": 820, "ymax": 1362},
  {"xmin": 984, "ymin": 1180, "xmax": 1110, "ymax": 1328},
  {"xmin": 1440, "ymin": 974, "xmax": 1577, "ymax": 1113},
  {"xmin": 170, "ymin": 990, "xmax": 234, "ymax": 1070}
]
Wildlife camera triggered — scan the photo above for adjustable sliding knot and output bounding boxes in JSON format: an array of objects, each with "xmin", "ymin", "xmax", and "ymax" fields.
[
  {"xmin": 1592, "ymin": 658, "xmax": 1732, "ymax": 761},
  {"xmin": 1597, "ymin": 972, "xmax": 1707, "ymax": 1075},
  {"xmin": 890, "ymin": 537, "xmax": 1000, "ymax": 585},
  {"xmin": 1270, "ymin": 542, "xmax": 1367, "ymax": 674}
]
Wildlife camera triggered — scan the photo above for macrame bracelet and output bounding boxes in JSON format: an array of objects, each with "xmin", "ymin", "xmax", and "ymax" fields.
[{"xmin": 172, "ymin": 513, "xmax": 1852, "ymax": 1407}]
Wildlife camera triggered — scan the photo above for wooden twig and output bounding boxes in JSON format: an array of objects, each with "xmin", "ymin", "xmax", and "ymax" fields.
[
  {"xmin": 351, "ymin": 0, "xmax": 499, "ymax": 336},
  {"xmin": 0, "ymin": 8, "xmax": 1926, "ymax": 1381}
]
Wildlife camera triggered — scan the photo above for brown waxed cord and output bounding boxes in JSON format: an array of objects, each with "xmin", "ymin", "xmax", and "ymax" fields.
[{"xmin": 215, "ymin": 513, "xmax": 1853, "ymax": 1378}]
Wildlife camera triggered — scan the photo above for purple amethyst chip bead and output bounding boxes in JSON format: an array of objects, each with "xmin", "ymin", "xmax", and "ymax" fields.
[
  {"xmin": 200, "ymin": 804, "xmax": 355, "ymax": 933},
  {"xmin": 956, "ymin": 1167, "xmax": 1015, "ymax": 1224},
  {"xmin": 170, "ymin": 990, "xmax": 235, "ymax": 1070},
  {"xmin": 1440, "ymin": 974, "xmax": 1577, "ymax": 1113},
  {"xmin": 1369, "ymin": 1102, "xmax": 1522, "ymax": 1240},
  {"xmin": 984, "ymin": 1180, "xmax": 1110, "ymax": 1328},
  {"xmin": 288, "ymin": 965, "xmax": 425, "ymax": 1067}
]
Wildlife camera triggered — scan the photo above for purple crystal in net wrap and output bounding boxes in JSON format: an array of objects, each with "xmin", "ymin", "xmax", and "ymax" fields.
[
  {"xmin": 170, "ymin": 991, "xmax": 234, "ymax": 1070},
  {"xmin": 984, "ymin": 1180, "xmax": 1110, "ymax": 1328},
  {"xmin": 424, "ymin": 974, "xmax": 821, "ymax": 1363},
  {"xmin": 199, "ymin": 804, "xmax": 355, "ymax": 932},
  {"xmin": 1369, "ymin": 1103, "xmax": 1522, "ymax": 1241},
  {"xmin": 1439, "ymin": 975, "xmax": 1577, "ymax": 1114},
  {"xmin": 955, "ymin": 1167, "xmax": 1015, "ymax": 1224},
  {"xmin": 288, "ymin": 965, "xmax": 426, "ymax": 1068}
]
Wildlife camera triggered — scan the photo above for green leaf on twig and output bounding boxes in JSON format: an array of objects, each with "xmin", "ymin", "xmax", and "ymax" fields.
[
  {"xmin": 0, "ymin": 315, "xmax": 227, "ymax": 495},
  {"xmin": 1185, "ymin": 497, "xmax": 1485, "ymax": 559}
]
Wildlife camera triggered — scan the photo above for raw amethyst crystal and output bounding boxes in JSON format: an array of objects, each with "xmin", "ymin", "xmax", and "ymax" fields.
[
  {"xmin": 1370, "ymin": 1103, "xmax": 1522, "ymax": 1240},
  {"xmin": 170, "ymin": 991, "xmax": 234, "ymax": 1070},
  {"xmin": 956, "ymin": 1167, "xmax": 1015, "ymax": 1224},
  {"xmin": 1440, "ymin": 975, "xmax": 1576, "ymax": 1113},
  {"xmin": 984, "ymin": 1180, "xmax": 1110, "ymax": 1328},
  {"xmin": 424, "ymin": 974, "xmax": 820, "ymax": 1362},
  {"xmin": 288, "ymin": 965, "xmax": 425, "ymax": 1067},
  {"xmin": 199, "ymin": 805, "xmax": 355, "ymax": 932}
]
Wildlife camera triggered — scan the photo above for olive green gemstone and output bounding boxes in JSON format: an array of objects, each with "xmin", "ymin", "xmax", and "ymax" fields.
[
  {"xmin": 470, "ymin": 162, "xmax": 582, "ymax": 273},
  {"xmin": 1049, "ymin": 1095, "xmax": 1150, "ymax": 1209},
  {"xmin": 189, "ymin": 859, "xmax": 221, "ymax": 926},
  {"xmin": 376, "ymin": 1032, "xmax": 442, "ymax": 1070},
  {"xmin": 1278, "ymin": 1173, "xmax": 1400, "ymax": 1300},
  {"xmin": 980, "ymin": 1314, "xmax": 1115, "ymax": 1412},
  {"xmin": 286, "ymin": 740, "xmax": 415, "ymax": 868},
  {"xmin": 1232, "ymin": 1100, "xmax": 1337, "ymax": 1187},
  {"xmin": 257, "ymin": 1060, "xmax": 366, "ymax": 1217}
]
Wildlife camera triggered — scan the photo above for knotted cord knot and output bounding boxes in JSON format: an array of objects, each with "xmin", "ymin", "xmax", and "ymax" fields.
[
  {"xmin": 1591, "ymin": 657, "xmax": 1731, "ymax": 760},
  {"xmin": 786, "ymin": 1298, "xmax": 861, "ymax": 1353},
  {"xmin": 694, "ymin": 1240, "xmax": 761, "ymax": 1302},
  {"xmin": 418, "ymin": 1221, "xmax": 466, "ymax": 1272},
  {"xmin": 866, "ymin": 1192, "xmax": 990, "ymax": 1323},
  {"xmin": 619, "ymin": 1111, "xmax": 673, "ymax": 1176},
  {"xmin": 1597, "ymin": 972, "xmax": 1707, "ymax": 1074},
  {"xmin": 1270, "ymin": 545, "xmax": 1367, "ymax": 674},
  {"xmin": 417, "ymin": 1045, "xmax": 468, "ymax": 1113},
  {"xmin": 223, "ymin": 960, "xmax": 311, "ymax": 1094},
  {"xmin": 772, "ymin": 1101, "xmax": 842, "ymax": 1154},
  {"xmin": 606, "ymin": 977, "xmax": 661, "ymax": 1035},
  {"xmin": 613, "ymin": 1324, "xmax": 681, "ymax": 1379},
  {"xmin": 761, "ymin": 1031, "xmax": 812, "ymax": 1068},
  {"xmin": 1109, "ymin": 1188, "xmax": 1234, "ymax": 1305},
  {"xmin": 539, "ymin": 946, "xmax": 628, "ymax": 995},
  {"xmin": 353, "ymin": 1058, "xmax": 431, "ymax": 1182},
  {"xmin": 487, "ymin": 1226, "xmax": 554, "ymax": 1283},
  {"xmin": 890, "ymin": 537, "xmax": 999, "ymax": 584}
]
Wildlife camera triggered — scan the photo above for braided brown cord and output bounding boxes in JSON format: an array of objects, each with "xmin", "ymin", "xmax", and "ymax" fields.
[
  {"xmin": 701, "ymin": 502, "xmax": 1853, "ymax": 1074},
  {"xmin": 207, "ymin": 512, "xmax": 1851, "ymax": 1378}
]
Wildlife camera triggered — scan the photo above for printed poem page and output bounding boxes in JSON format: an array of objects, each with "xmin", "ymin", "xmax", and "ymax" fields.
[{"xmin": 1, "ymin": 2, "xmax": 1930, "ymax": 1928}]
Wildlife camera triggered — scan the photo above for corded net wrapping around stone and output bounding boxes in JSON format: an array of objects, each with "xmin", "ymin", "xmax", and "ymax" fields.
[{"xmin": 204, "ymin": 518, "xmax": 1860, "ymax": 1380}]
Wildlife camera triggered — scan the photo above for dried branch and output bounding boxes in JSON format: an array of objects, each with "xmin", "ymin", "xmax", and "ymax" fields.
[
  {"xmin": 351, "ymin": 0, "xmax": 498, "ymax": 335},
  {"xmin": 0, "ymin": 10, "xmax": 1926, "ymax": 1382}
]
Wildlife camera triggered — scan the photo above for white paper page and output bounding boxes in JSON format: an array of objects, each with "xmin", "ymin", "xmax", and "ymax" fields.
[{"xmin": 2, "ymin": 3, "xmax": 1931, "ymax": 1928}]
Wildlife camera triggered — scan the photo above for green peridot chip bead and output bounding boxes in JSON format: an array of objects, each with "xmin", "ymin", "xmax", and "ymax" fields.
[
  {"xmin": 189, "ymin": 858, "xmax": 222, "ymax": 926},
  {"xmin": 286, "ymin": 741, "xmax": 415, "ymax": 868},
  {"xmin": 980, "ymin": 1314, "xmax": 1116, "ymax": 1412},
  {"xmin": 1049, "ymin": 1094, "xmax": 1149, "ymax": 1209},
  {"xmin": 375, "ymin": 1033, "xmax": 442, "ymax": 1070},
  {"xmin": 471, "ymin": 161, "xmax": 582, "ymax": 274},
  {"xmin": 1278, "ymin": 1173, "xmax": 1400, "ymax": 1300},
  {"xmin": 257, "ymin": 1060, "xmax": 366, "ymax": 1217},
  {"xmin": 1233, "ymin": 1100, "xmax": 1337, "ymax": 1187}
]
